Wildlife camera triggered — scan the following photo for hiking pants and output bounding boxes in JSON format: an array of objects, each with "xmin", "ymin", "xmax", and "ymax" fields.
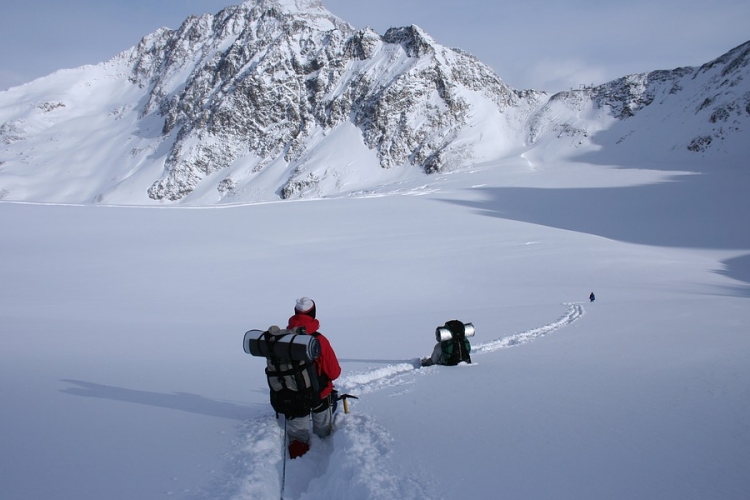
[{"xmin": 285, "ymin": 395, "xmax": 335, "ymax": 443}]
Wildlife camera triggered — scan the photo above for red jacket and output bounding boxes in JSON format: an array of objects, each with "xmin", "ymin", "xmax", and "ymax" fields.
[{"xmin": 287, "ymin": 314, "xmax": 341, "ymax": 399}]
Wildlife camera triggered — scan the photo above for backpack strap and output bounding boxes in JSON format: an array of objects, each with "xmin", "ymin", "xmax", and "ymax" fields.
[
  {"xmin": 263, "ymin": 329, "xmax": 320, "ymax": 394},
  {"xmin": 310, "ymin": 332, "xmax": 327, "ymax": 392},
  {"xmin": 262, "ymin": 330, "xmax": 288, "ymax": 390},
  {"xmin": 262, "ymin": 328, "xmax": 325, "ymax": 418}
]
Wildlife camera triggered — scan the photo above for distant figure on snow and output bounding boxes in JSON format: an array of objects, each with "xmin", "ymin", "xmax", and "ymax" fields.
[
  {"xmin": 590, "ymin": 292, "xmax": 596, "ymax": 302},
  {"xmin": 421, "ymin": 320, "xmax": 473, "ymax": 367}
]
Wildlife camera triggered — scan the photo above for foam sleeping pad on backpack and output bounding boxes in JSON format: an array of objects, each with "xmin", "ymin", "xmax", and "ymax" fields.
[
  {"xmin": 244, "ymin": 328, "xmax": 321, "ymax": 362},
  {"xmin": 435, "ymin": 322, "xmax": 475, "ymax": 342}
]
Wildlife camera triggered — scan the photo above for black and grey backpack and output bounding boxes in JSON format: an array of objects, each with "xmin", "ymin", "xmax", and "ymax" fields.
[{"xmin": 244, "ymin": 326, "xmax": 322, "ymax": 417}]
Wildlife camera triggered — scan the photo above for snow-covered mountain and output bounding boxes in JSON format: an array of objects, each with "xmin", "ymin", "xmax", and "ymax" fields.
[
  {"xmin": 527, "ymin": 41, "xmax": 750, "ymax": 164},
  {"xmin": 3, "ymin": 4, "xmax": 750, "ymax": 499},
  {"xmin": 0, "ymin": 0, "xmax": 747, "ymax": 205}
]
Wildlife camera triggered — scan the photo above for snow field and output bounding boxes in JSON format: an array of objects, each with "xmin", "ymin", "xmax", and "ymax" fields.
[{"xmin": 1, "ymin": 159, "xmax": 749, "ymax": 499}]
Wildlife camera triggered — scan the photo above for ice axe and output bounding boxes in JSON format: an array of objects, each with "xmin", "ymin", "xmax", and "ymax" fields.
[{"xmin": 337, "ymin": 393, "xmax": 358, "ymax": 414}]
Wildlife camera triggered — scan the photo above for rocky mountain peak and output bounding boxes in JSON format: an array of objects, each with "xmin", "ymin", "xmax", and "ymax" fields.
[
  {"xmin": 125, "ymin": 1, "xmax": 524, "ymax": 201},
  {"xmin": 382, "ymin": 25, "xmax": 436, "ymax": 58},
  {"xmin": 697, "ymin": 40, "xmax": 750, "ymax": 78},
  {"xmin": 248, "ymin": 0, "xmax": 326, "ymax": 12},
  {"xmin": 0, "ymin": 2, "xmax": 747, "ymax": 206}
]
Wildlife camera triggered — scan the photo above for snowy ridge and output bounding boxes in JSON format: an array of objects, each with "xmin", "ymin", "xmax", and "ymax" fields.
[
  {"xmin": 226, "ymin": 302, "xmax": 585, "ymax": 499},
  {"xmin": 0, "ymin": 0, "xmax": 746, "ymax": 205},
  {"xmin": 526, "ymin": 40, "xmax": 750, "ymax": 162}
]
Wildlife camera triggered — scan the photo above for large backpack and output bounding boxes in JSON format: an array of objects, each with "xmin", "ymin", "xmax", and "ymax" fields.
[
  {"xmin": 244, "ymin": 326, "xmax": 322, "ymax": 418},
  {"xmin": 439, "ymin": 320, "xmax": 472, "ymax": 366}
]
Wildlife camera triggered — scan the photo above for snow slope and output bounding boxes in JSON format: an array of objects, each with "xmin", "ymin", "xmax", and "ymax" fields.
[
  {"xmin": 1, "ymin": 156, "xmax": 749, "ymax": 499},
  {"xmin": 0, "ymin": 3, "xmax": 749, "ymax": 499}
]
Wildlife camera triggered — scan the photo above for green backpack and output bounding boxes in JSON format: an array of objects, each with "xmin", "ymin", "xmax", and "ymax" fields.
[{"xmin": 440, "ymin": 320, "xmax": 472, "ymax": 365}]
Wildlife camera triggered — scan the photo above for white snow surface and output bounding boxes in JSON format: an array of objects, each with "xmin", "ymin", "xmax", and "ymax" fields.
[
  {"xmin": 1, "ymin": 3, "xmax": 748, "ymax": 498},
  {"xmin": 1, "ymin": 150, "xmax": 750, "ymax": 498}
]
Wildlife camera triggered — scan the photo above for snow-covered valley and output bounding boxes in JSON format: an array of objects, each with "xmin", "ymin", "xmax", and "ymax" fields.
[
  {"xmin": 1, "ymin": 158, "xmax": 749, "ymax": 499},
  {"xmin": 1, "ymin": 1, "xmax": 749, "ymax": 499}
]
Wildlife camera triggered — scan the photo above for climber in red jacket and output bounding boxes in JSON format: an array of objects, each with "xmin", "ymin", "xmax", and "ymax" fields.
[{"xmin": 284, "ymin": 297, "xmax": 341, "ymax": 458}]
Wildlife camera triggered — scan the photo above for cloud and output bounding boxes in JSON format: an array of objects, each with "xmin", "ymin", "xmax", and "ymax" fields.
[{"xmin": 524, "ymin": 57, "xmax": 610, "ymax": 93}]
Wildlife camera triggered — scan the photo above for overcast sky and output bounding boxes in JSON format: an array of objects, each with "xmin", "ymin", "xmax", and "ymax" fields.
[{"xmin": 1, "ymin": 0, "xmax": 748, "ymax": 92}]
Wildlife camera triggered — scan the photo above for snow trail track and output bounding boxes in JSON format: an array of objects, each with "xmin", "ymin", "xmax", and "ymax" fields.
[
  {"xmin": 338, "ymin": 302, "xmax": 585, "ymax": 396},
  {"xmin": 226, "ymin": 303, "xmax": 585, "ymax": 500},
  {"xmin": 472, "ymin": 302, "xmax": 585, "ymax": 354}
]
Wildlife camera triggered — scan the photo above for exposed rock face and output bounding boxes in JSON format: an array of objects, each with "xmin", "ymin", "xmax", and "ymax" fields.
[
  {"xmin": 125, "ymin": 0, "xmax": 523, "ymax": 200},
  {"xmin": 526, "ymin": 40, "xmax": 750, "ymax": 153},
  {"xmin": 0, "ymin": 0, "xmax": 747, "ymax": 205}
]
